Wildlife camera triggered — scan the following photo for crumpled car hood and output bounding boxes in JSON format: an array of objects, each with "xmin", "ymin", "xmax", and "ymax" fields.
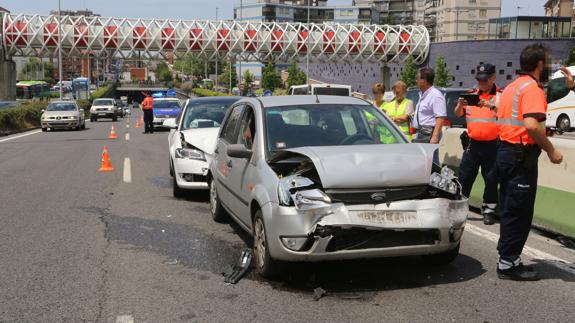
[
  {"xmin": 180, "ymin": 127, "xmax": 220, "ymax": 154},
  {"xmin": 281, "ymin": 144, "xmax": 438, "ymax": 189}
]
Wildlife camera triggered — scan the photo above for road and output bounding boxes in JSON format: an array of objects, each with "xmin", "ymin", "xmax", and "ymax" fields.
[{"xmin": 1, "ymin": 109, "xmax": 574, "ymax": 323}]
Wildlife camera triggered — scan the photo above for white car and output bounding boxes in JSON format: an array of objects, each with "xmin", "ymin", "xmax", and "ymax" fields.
[
  {"xmin": 41, "ymin": 100, "xmax": 86, "ymax": 131},
  {"xmin": 90, "ymin": 98, "xmax": 118, "ymax": 121},
  {"xmin": 166, "ymin": 96, "xmax": 241, "ymax": 197},
  {"xmin": 546, "ymin": 65, "xmax": 575, "ymax": 132}
]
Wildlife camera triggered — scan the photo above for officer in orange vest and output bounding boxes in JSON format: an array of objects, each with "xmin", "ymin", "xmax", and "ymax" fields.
[
  {"xmin": 141, "ymin": 91, "xmax": 154, "ymax": 134},
  {"xmin": 495, "ymin": 44, "xmax": 567, "ymax": 281},
  {"xmin": 455, "ymin": 64, "xmax": 501, "ymax": 225}
]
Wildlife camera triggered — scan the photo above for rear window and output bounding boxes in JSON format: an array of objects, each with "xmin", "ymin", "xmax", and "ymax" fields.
[
  {"xmin": 93, "ymin": 99, "xmax": 114, "ymax": 106},
  {"xmin": 153, "ymin": 100, "xmax": 181, "ymax": 110}
]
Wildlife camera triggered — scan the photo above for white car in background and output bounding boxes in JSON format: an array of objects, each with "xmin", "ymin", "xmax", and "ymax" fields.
[
  {"xmin": 166, "ymin": 96, "xmax": 241, "ymax": 197},
  {"xmin": 546, "ymin": 65, "xmax": 575, "ymax": 133}
]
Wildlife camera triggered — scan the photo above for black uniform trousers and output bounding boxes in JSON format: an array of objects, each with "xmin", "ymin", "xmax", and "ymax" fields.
[
  {"xmin": 496, "ymin": 141, "xmax": 541, "ymax": 262},
  {"xmin": 459, "ymin": 139, "xmax": 498, "ymax": 204},
  {"xmin": 143, "ymin": 109, "xmax": 154, "ymax": 134}
]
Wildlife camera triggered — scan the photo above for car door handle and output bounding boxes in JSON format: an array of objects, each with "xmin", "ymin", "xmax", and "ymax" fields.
[{"xmin": 227, "ymin": 160, "xmax": 233, "ymax": 168}]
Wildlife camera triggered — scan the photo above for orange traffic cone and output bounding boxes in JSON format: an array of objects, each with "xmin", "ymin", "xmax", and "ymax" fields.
[
  {"xmin": 135, "ymin": 119, "xmax": 141, "ymax": 128},
  {"xmin": 98, "ymin": 146, "xmax": 114, "ymax": 172},
  {"xmin": 108, "ymin": 125, "xmax": 118, "ymax": 140}
]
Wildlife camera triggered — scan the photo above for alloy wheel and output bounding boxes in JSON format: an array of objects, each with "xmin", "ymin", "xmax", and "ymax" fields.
[{"xmin": 254, "ymin": 218, "xmax": 266, "ymax": 270}]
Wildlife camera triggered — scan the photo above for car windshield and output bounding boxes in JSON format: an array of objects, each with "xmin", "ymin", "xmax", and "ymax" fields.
[
  {"xmin": 153, "ymin": 100, "xmax": 181, "ymax": 110},
  {"xmin": 47, "ymin": 103, "xmax": 76, "ymax": 111},
  {"xmin": 182, "ymin": 101, "xmax": 234, "ymax": 130},
  {"xmin": 265, "ymin": 104, "xmax": 405, "ymax": 153},
  {"xmin": 93, "ymin": 100, "xmax": 113, "ymax": 106}
]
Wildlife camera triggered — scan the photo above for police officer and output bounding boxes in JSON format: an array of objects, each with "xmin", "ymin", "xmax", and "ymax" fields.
[
  {"xmin": 142, "ymin": 92, "xmax": 154, "ymax": 134},
  {"xmin": 455, "ymin": 64, "xmax": 501, "ymax": 225},
  {"xmin": 496, "ymin": 44, "xmax": 565, "ymax": 281}
]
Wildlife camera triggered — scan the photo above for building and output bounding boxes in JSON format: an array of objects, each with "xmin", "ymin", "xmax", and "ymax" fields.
[
  {"xmin": 544, "ymin": 0, "xmax": 574, "ymax": 17},
  {"xmin": 48, "ymin": 9, "xmax": 100, "ymax": 17},
  {"xmin": 488, "ymin": 16, "xmax": 573, "ymax": 39},
  {"xmin": 417, "ymin": 0, "xmax": 502, "ymax": 43}
]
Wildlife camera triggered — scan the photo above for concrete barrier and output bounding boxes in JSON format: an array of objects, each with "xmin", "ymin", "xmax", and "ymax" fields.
[{"xmin": 439, "ymin": 128, "xmax": 575, "ymax": 239}]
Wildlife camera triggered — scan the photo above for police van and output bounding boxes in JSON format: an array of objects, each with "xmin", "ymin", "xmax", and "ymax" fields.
[
  {"xmin": 546, "ymin": 65, "xmax": 575, "ymax": 133},
  {"xmin": 152, "ymin": 91, "xmax": 182, "ymax": 129}
]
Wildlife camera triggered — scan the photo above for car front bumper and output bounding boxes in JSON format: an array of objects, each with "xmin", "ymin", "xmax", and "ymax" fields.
[
  {"xmin": 91, "ymin": 111, "xmax": 115, "ymax": 118},
  {"xmin": 264, "ymin": 198, "xmax": 468, "ymax": 262},
  {"xmin": 153, "ymin": 117, "xmax": 176, "ymax": 127},
  {"xmin": 173, "ymin": 157, "xmax": 210, "ymax": 189},
  {"xmin": 42, "ymin": 120, "xmax": 81, "ymax": 128}
]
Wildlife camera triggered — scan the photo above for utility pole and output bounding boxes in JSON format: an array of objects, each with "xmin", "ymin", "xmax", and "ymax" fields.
[
  {"xmin": 215, "ymin": 7, "xmax": 219, "ymax": 91},
  {"xmin": 306, "ymin": 1, "xmax": 310, "ymax": 86},
  {"xmin": 58, "ymin": 0, "xmax": 63, "ymax": 99},
  {"xmin": 238, "ymin": 0, "xmax": 243, "ymax": 87}
]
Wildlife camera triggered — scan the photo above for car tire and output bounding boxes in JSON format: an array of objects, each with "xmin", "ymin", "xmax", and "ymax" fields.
[
  {"xmin": 557, "ymin": 114, "xmax": 571, "ymax": 133},
  {"xmin": 112, "ymin": 116, "xmax": 118, "ymax": 122},
  {"xmin": 253, "ymin": 210, "xmax": 284, "ymax": 279},
  {"xmin": 81, "ymin": 122, "xmax": 86, "ymax": 130},
  {"xmin": 173, "ymin": 177, "xmax": 185, "ymax": 198},
  {"xmin": 41, "ymin": 127, "xmax": 47, "ymax": 132},
  {"xmin": 209, "ymin": 178, "xmax": 229, "ymax": 223},
  {"xmin": 423, "ymin": 243, "xmax": 460, "ymax": 265},
  {"xmin": 169, "ymin": 158, "xmax": 174, "ymax": 177}
]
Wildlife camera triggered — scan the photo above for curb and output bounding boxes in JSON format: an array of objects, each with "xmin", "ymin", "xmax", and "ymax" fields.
[{"xmin": 0, "ymin": 126, "xmax": 41, "ymax": 137}]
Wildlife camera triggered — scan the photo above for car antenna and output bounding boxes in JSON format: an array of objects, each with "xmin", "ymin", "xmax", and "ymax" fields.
[{"xmin": 315, "ymin": 93, "xmax": 320, "ymax": 104}]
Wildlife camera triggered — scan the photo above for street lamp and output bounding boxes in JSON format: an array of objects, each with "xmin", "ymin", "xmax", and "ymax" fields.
[
  {"xmin": 215, "ymin": 7, "xmax": 219, "ymax": 91},
  {"xmin": 306, "ymin": 1, "xmax": 310, "ymax": 85},
  {"xmin": 57, "ymin": 0, "xmax": 63, "ymax": 100},
  {"xmin": 238, "ymin": 0, "xmax": 243, "ymax": 88}
]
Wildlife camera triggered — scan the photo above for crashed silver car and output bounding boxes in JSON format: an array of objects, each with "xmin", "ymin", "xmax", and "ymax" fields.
[{"xmin": 208, "ymin": 95, "xmax": 468, "ymax": 277}]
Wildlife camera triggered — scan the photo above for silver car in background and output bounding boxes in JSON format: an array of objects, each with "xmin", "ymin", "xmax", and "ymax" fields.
[
  {"xmin": 41, "ymin": 101, "xmax": 86, "ymax": 131},
  {"xmin": 208, "ymin": 95, "xmax": 468, "ymax": 278}
]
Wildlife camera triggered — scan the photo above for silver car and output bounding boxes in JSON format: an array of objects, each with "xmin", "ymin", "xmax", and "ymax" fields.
[
  {"xmin": 41, "ymin": 101, "xmax": 86, "ymax": 131},
  {"xmin": 209, "ymin": 95, "xmax": 468, "ymax": 278}
]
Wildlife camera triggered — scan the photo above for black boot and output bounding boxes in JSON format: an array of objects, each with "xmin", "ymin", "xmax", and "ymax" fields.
[
  {"xmin": 497, "ymin": 265, "xmax": 540, "ymax": 281},
  {"xmin": 482, "ymin": 204, "xmax": 497, "ymax": 225}
]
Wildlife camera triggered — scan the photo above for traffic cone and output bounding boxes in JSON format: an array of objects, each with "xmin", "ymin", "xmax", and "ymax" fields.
[
  {"xmin": 98, "ymin": 146, "xmax": 114, "ymax": 172},
  {"xmin": 135, "ymin": 119, "xmax": 141, "ymax": 128},
  {"xmin": 108, "ymin": 125, "xmax": 118, "ymax": 140}
]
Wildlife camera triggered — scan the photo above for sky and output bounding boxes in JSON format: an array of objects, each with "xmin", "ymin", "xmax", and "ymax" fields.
[{"xmin": 1, "ymin": 0, "xmax": 547, "ymax": 20}]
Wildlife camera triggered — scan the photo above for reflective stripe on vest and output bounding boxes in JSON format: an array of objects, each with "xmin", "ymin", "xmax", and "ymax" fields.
[{"xmin": 497, "ymin": 79, "xmax": 536, "ymax": 126}]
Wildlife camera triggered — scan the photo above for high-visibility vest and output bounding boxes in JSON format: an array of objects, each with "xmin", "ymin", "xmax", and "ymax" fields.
[
  {"xmin": 142, "ymin": 97, "xmax": 154, "ymax": 110},
  {"xmin": 365, "ymin": 111, "xmax": 397, "ymax": 144},
  {"xmin": 497, "ymin": 75, "xmax": 547, "ymax": 145},
  {"xmin": 465, "ymin": 87, "xmax": 500, "ymax": 141},
  {"xmin": 382, "ymin": 98, "xmax": 412, "ymax": 140}
]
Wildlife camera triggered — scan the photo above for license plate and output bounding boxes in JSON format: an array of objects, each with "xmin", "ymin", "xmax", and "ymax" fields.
[
  {"xmin": 99, "ymin": 112, "xmax": 107, "ymax": 116},
  {"xmin": 355, "ymin": 211, "xmax": 418, "ymax": 226}
]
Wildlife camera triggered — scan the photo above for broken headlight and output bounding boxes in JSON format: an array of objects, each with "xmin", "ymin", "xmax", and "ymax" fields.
[
  {"xmin": 429, "ymin": 166, "xmax": 459, "ymax": 195},
  {"xmin": 175, "ymin": 148, "xmax": 206, "ymax": 161},
  {"xmin": 293, "ymin": 189, "xmax": 332, "ymax": 211},
  {"xmin": 278, "ymin": 175, "xmax": 328, "ymax": 208}
]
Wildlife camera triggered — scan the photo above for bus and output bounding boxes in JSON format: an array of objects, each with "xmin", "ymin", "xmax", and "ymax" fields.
[
  {"xmin": 72, "ymin": 77, "xmax": 90, "ymax": 100},
  {"xmin": 16, "ymin": 81, "xmax": 51, "ymax": 100},
  {"xmin": 546, "ymin": 65, "xmax": 575, "ymax": 132}
]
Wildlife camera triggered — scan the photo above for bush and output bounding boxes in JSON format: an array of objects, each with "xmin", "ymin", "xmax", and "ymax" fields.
[
  {"xmin": 273, "ymin": 88, "xmax": 288, "ymax": 96},
  {"xmin": 192, "ymin": 88, "xmax": 227, "ymax": 97},
  {"xmin": 0, "ymin": 101, "xmax": 48, "ymax": 132},
  {"xmin": 89, "ymin": 85, "xmax": 110, "ymax": 101}
]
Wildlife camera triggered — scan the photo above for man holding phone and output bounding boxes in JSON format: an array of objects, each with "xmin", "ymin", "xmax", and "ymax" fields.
[{"xmin": 455, "ymin": 63, "xmax": 501, "ymax": 225}]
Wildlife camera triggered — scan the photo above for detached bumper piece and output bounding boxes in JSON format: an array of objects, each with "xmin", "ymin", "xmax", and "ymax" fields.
[
  {"xmin": 223, "ymin": 249, "xmax": 253, "ymax": 284},
  {"xmin": 315, "ymin": 226, "xmax": 440, "ymax": 252}
]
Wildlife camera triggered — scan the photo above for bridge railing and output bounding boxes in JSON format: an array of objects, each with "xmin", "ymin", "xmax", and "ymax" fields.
[{"xmin": 1, "ymin": 14, "xmax": 429, "ymax": 64}]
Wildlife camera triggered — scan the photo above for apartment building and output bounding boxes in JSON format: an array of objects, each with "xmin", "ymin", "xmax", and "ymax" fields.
[{"xmin": 544, "ymin": 0, "xmax": 574, "ymax": 17}]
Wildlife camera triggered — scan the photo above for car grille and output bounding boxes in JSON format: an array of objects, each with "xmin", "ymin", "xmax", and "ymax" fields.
[
  {"xmin": 155, "ymin": 115, "xmax": 172, "ymax": 119},
  {"xmin": 47, "ymin": 116, "xmax": 73, "ymax": 120},
  {"xmin": 316, "ymin": 226, "xmax": 440, "ymax": 252},
  {"xmin": 96, "ymin": 108, "xmax": 109, "ymax": 111},
  {"xmin": 325, "ymin": 186, "xmax": 428, "ymax": 205}
]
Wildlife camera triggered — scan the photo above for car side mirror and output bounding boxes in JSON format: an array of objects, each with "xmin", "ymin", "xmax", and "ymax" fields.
[
  {"xmin": 162, "ymin": 118, "xmax": 178, "ymax": 129},
  {"xmin": 227, "ymin": 144, "xmax": 253, "ymax": 159}
]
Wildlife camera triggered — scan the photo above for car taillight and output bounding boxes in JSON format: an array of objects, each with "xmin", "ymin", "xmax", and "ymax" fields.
[{"xmin": 443, "ymin": 119, "xmax": 452, "ymax": 128}]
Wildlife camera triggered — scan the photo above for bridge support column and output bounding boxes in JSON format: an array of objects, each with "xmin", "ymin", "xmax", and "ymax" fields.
[{"xmin": 0, "ymin": 49, "xmax": 17, "ymax": 101}]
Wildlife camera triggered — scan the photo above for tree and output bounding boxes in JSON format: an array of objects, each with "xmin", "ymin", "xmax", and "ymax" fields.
[
  {"xmin": 400, "ymin": 56, "xmax": 417, "ymax": 88},
  {"xmin": 261, "ymin": 63, "xmax": 282, "ymax": 90},
  {"xmin": 287, "ymin": 62, "xmax": 307, "ymax": 88},
  {"xmin": 566, "ymin": 47, "xmax": 575, "ymax": 66},
  {"xmin": 434, "ymin": 56, "xmax": 452, "ymax": 88},
  {"xmin": 218, "ymin": 60, "xmax": 238, "ymax": 91},
  {"xmin": 155, "ymin": 61, "xmax": 173, "ymax": 83},
  {"xmin": 20, "ymin": 58, "xmax": 55, "ymax": 83},
  {"xmin": 243, "ymin": 70, "xmax": 254, "ymax": 89}
]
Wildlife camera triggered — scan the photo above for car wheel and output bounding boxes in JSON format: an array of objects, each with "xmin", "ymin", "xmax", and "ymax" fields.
[
  {"xmin": 172, "ymin": 176, "xmax": 185, "ymax": 198},
  {"xmin": 169, "ymin": 158, "xmax": 174, "ymax": 177},
  {"xmin": 90, "ymin": 117, "xmax": 95, "ymax": 122},
  {"xmin": 253, "ymin": 210, "xmax": 284, "ymax": 278},
  {"xmin": 81, "ymin": 122, "xmax": 86, "ymax": 130},
  {"xmin": 112, "ymin": 116, "xmax": 118, "ymax": 122},
  {"xmin": 557, "ymin": 114, "xmax": 571, "ymax": 133},
  {"xmin": 209, "ymin": 178, "xmax": 229, "ymax": 223},
  {"xmin": 41, "ymin": 127, "xmax": 47, "ymax": 132},
  {"xmin": 423, "ymin": 243, "xmax": 460, "ymax": 265}
]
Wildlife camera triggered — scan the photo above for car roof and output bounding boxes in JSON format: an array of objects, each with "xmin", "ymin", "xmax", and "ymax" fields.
[
  {"xmin": 49, "ymin": 101, "xmax": 76, "ymax": 104},
  {"xmin": 249, "ymin": 95, "xmax": 371, "ymax": 107}
]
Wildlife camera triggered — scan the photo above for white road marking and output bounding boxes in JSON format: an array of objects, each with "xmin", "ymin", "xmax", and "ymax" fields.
[
  {"xmin": 0, "ymin": 130, "xmax": 42, "ymax": 143},
  {"xmin": 123, "ymin": 158, "xmax": 132, "ymax": 183},
  {"xmin": 126, "ymin": 124, "xmax": 130, "ymax": 129},
  {"xmin": 125, "ymin": 133, "xmax": 130, "ymax": 141},
  {"xmin": 466, "ymin": 224, "xmax": 575, "ymax": 276},
  {"xmin": 116, "ymin": 315, "xmax": 134, "ymax": 323}
]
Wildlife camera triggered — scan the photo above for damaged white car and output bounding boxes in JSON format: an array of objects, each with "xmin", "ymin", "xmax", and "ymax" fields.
[
  {"xmin": 209, "ymin": 95, "xmax": 468, "ymax": 277},
  {"xmin": 167, "ymin": 96, "xmax": 240, "ymax": 197}
]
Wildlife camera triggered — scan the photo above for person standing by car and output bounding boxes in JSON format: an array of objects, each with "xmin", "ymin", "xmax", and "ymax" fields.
[
  {"xmin": 496, "ymin": 44, "xmax": 564, "ymax": 281},
  {"xmin": 142, "ymin": 92, "xmax": 154, "ymax": 134},
  {"xmin": 383, "ymin": 81, "xmax": 414, "ymax": 141},
  {"xmin": 454, "ymin": 63, "xmax": 501, "ymax": 225},
  {"xmin": 412, "ymin": 68, "xmax": 447, "ymax": 144},
  {"xmin": 371, "ymin": 83, "xmax": 386, "ymax": 109}
]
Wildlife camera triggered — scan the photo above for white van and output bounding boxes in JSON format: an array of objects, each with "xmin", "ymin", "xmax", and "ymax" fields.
[
  {"xmin": 546, "ymin": 65, "xmax": 575, "ymax": 132},
  {"xmin": 288, "ymin": 84, "xmax": 352, "ymax": 96}
]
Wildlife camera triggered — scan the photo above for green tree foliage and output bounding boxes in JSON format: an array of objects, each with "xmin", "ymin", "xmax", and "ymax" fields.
[
  {"xmin": 434, "ymin": 56, "xmax": 452, "ymax": 88},
  {"xmin": 218, "ymin": 61, "xmax": 237, "ymax": 90},
  {"xmin": 287, "ymin": 62, "xmax": 307, "ymax": 88},
  {"xmin": 400, "ymin": 56, "xmax": 417, "ymax": 88},
  {"xmin": 243, "ymin": 70, "xmax": 255, "ymax": 89},
  {"xmin": 566, "ymin": 47, "xmax": 575, "ymax": 66},
  {"xmin": 261, "ymin": 63, "xmax": 282, "ymax": 90},
  {"xmin": 20, "ymin": 58, "xmax": 55, "ymax": 83},
  {"xmin": 155, "ymin": 61, "xmax": 173, "ymax": 83}
]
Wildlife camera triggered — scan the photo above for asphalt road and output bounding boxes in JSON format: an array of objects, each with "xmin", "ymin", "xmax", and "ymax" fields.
[{"xmin": 1, "ymin": 109, "xmax": 574, "ymax": 323}]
